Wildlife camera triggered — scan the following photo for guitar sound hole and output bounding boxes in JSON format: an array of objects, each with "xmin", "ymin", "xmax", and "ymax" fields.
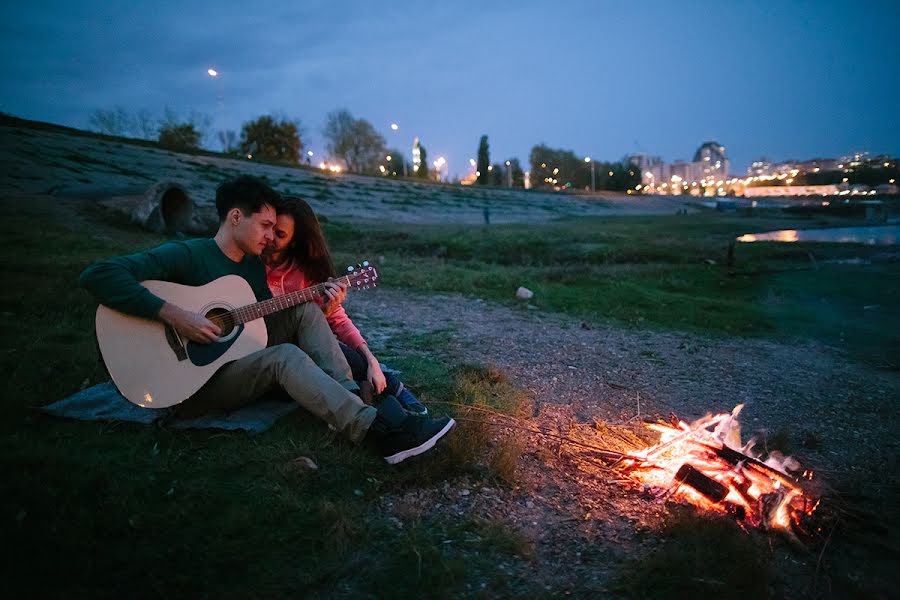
[{"xmin": 205, "ymin": 308, "xmax": 234, "ymax": 337}]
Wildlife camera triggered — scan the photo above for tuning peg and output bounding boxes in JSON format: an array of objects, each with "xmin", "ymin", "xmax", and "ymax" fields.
[
  {"xmin": 347, "ymin": 265, "xmax": 354, "ymax": 272},
  {"xmin": 362, "ymin": 260, "xmax": 369, "ymax": 267}
]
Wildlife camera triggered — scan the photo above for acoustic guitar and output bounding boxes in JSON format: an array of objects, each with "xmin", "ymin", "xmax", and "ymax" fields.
[{"xmin": 95, "ymin": 263, "xmax": 379, "ymax": 408}]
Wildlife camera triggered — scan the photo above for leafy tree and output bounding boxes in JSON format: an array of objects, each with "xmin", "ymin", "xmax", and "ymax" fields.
[
  {"xmin": 488, "ymin": 163, "xmax": 504, "ymax": 186},
  {"xmin": 476, "ymin": 135, "xmax": 490, "ymax": 185},
  {"xmin": 323, "ymin": 109, "xmax": 387, "ymax": 174},
  {"xmin": 529, "ymin": 144, "xmax": 638, "ymax": 191},
  {"xmin": 508, "ymin": 158, "xmax": 525, "ymax": 188},
  {"xmin": 158, "ymin": 123, "xmax": 201, "ymax": 151},
  {"xmin": 160, "ymin": 107, "xmax": 211, "ymax": 145},
  {"xmin": 383, "ymin": 148, "xmax": 407, "ymax": 176},
  {"xmin": 604, "ymin": 163, "xmax": 641, "ymax": 191},
  {"xmin": 239, "ymin": 115, "xmax": 302, "ymax": 163},
  {"xmin": 529, "ymin": 144, "xmax": 585, "ymax": 189}
]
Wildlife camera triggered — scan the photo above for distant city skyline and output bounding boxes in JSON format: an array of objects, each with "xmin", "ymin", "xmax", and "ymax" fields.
[{"xmin": 1, "ymin": 1, "xmax": 898, "ymax": 178}]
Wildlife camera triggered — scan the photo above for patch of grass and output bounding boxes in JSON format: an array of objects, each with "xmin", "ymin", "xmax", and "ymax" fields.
[
  {"xmin": 361, "ymin": 519, "xmax": 535, "ymax": 598},
  {"xmin": 324, "ymin": 214, "xmax": 899, "ymax": 362},
  {"xmin": 613, "ymin": 507, "xmax": 771, "ymax": 599},
  {"xmin": 434, "ymin": 364, "xmax": 530, "ymax": 483},
  {"xmin": 371, "ymin": 342, "xmax": 529, "ymax": 485}
]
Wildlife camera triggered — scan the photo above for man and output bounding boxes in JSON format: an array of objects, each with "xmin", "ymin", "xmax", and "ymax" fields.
[{"xmin": 80, "ymin": 175, "xmax": 454, "ymax": 464}]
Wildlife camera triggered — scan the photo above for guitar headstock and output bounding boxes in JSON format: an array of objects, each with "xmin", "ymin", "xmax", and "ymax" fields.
[{"xmin": 345, "ymin": 260, "xmax": 379, "ymax": 290}]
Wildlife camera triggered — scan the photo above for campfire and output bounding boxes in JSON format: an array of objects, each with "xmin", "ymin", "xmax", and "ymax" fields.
[{"xmin": 617, "ymin": 405, "xmax": 820, "ymax": 540}]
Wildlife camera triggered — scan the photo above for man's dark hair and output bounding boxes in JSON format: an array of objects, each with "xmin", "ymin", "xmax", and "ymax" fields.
[{"xmin": 215, "ymin": 176, "xmax": 281, "ymax": 222}]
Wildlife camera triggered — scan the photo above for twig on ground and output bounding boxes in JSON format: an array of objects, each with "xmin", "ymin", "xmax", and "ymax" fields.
[{"xmin": 438, "ymin": 405, "xmax": 628, "ymax": 464}]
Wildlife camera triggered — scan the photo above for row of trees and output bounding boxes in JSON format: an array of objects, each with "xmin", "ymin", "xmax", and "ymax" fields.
[
  {"xmin": 90, "ymin": 106, "xmax": 641, "ymax": 190},
  {"xmin": 472, "ymin": 135, "xmax": 524, "ymax": 187},
  {"xmin": 89, "ymin": 106, "xmax": 303, "ymax": 159},
  {"xmin": 472, "ymin": 135, "xmax": 635, "ymax": 191},
  {"xmin": 88, "ymin": 106, "xmax": 403, "ymax": 173},
  {"xmin": 89, "ymin": 106, "xmax": 211, "ymax": 151},
  {"xmin": 530, "ymin": 143, "xmax": 639, "ymax": 191}
]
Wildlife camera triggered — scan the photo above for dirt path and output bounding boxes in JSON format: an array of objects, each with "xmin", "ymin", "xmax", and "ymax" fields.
[{"xmin": 349, "ymin": 288, "xmax": 897, "ymax": 461}]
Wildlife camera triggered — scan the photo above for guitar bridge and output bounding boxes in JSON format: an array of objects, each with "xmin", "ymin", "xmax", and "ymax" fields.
[{"xmin": 164, "ymin": 325, "xmax": 189, "ymax": 361}]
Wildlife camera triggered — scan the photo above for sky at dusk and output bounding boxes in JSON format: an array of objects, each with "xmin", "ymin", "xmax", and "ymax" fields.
[{"xmin": 1, "ymin": 0, "xmax": 898, "ymax": 178}]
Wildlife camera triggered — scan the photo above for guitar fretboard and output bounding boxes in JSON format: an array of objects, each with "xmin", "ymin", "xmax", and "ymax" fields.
[
  {"xmin": 230, "ymin": 275, "xmax": 353, "ymax": 324},
  {"xmin": 211, "ymin": 266, "xmax": 377, "ymax": 329}
]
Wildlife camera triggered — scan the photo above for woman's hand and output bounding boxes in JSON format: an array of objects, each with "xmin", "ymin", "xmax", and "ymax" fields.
[
  {"xmin": 357, "ymin": 343, "xmax": 387, "ymax": 394},
  {"xmin": 366, "ymin": 360, "xmax": 387, "ymax": 395},
  {"xmin": 321, "ymin": 279, "xmax": 348, "ymax": 316}
]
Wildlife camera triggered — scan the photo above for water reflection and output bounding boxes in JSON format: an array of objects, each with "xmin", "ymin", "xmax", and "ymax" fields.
[{"xmin": 737, "ymin": 225, "xmax": 898, "ymax": 246}]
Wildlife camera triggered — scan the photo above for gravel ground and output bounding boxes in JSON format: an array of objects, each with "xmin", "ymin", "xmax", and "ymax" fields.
[{"xmin": 347, "ymin": 288, "xmax": 900, "ymax": 596}]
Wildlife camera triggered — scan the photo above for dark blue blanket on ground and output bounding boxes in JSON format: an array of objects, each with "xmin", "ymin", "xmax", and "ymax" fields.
[{"xmin": 39, "ymin": 381, "xmax": 299, "ymax": 434}]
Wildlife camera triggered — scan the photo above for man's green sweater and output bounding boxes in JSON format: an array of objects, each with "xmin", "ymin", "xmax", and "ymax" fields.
[{"xmin": 80, "ymin": 238, "xmax": 272, "ymax": 319}]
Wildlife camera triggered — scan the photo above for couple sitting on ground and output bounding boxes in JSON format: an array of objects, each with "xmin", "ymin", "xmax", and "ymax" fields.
[
  {"xmin": 264, "ymin": 194, "xmax": 428, "ymax": 416},
  {"xmin": 80, "ymin": 175, "xmax": 454, "ymax": 464}
]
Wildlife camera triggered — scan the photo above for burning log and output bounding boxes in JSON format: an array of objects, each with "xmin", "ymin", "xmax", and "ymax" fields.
[
  {"xmin": 674, "ymin": 464, "xmax": 728, "ymax": 503},
  {"xmin": 707, "ymin": 443, "xmax": 802, "ymax": 489},
  {"xmin": 618, "ymin": 405, "xmax": 821, "ymax": 537}
]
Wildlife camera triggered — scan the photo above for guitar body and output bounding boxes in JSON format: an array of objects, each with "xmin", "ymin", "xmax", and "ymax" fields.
[{"xmin": 96, "ymin": 275, "xmax": 268, "ymax": 408}]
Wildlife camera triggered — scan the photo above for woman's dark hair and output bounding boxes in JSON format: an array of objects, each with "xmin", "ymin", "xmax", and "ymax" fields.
[{"xmin": 275, "ymin": 196, "xmax": 335, "ymax": 283}]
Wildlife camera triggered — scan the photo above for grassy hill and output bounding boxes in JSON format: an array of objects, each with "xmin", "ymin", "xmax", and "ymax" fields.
[{"xmin": 0, "ymin": 114, "xmax": 695, "ymax": 227}]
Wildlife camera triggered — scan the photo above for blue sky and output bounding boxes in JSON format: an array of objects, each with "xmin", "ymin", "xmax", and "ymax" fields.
[{"xmin": 1, "ymin": 0, "xmax": 898, "ymax": 177}]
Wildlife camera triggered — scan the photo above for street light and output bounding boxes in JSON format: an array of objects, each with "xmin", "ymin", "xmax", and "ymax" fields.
[
  {"xmin": 584, "ymin": 157, "xmax": 596, "ymax": 192},
  {"xmin": 207, "ymin": 67, "xmax": 227, "ymax": 151},
  {"xmin": 433, "ymin": 156, "xmax": 447, "ymax": 182},
  {"xmin": 505, "ymin": 160, "xmax": 512, "ymax": 187},
  {"xmin": 389, "ymin": 122, "xmax": 407, "ymax": 176}
]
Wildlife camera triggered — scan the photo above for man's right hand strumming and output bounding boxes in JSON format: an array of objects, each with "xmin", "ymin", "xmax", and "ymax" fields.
[{"xmin": 158, "ymin": 302, "xmax": 222, "ymax": 343}]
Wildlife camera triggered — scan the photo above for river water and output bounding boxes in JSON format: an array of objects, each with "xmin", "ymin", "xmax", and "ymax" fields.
[{"xmin": 737, "ymin": 225, "xmax": 899, "ymax": 246}]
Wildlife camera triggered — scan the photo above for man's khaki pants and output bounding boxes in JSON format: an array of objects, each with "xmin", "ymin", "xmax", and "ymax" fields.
[{"xmin": 174, "ymin": 302, "xmax": 377, "ymax": 443}]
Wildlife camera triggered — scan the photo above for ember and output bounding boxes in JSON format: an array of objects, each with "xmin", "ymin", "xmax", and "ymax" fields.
[{"xmin": 620, "ymin": 405, "xmax": 819, "ymax": 537}]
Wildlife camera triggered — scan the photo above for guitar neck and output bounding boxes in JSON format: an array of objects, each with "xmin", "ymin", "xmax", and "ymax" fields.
[{"xmin": 230, "ymin": 274, "xmax": 353, "ymax": 325}]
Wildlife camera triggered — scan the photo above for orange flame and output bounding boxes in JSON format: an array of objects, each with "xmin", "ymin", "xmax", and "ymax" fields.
[{"xmin": 621, "ymin": 405, "xmax": 817, "ymax": 532}]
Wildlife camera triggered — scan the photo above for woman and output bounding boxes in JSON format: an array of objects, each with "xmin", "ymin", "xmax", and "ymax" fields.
[{"xmin": 263, "ymin": 196, "xmax": 428, "ymax": 415}]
